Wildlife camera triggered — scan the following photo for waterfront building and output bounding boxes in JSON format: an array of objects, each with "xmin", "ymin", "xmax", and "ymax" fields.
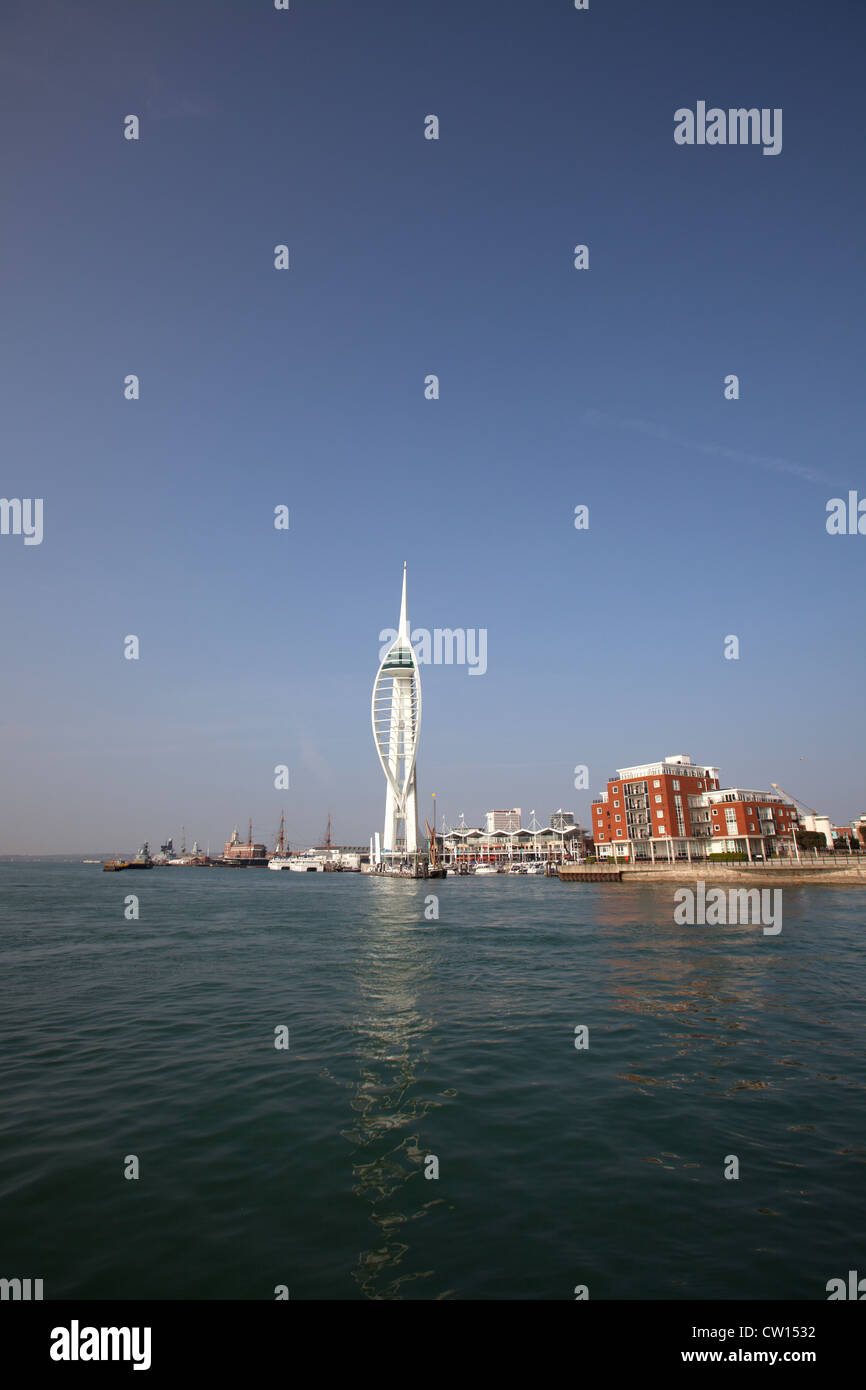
[
  {"xmin": 485, "ymin": 808, "xmax": 522, "ymax": 833},
  {"xmin": 701, "ymin": 788, "xmax": 798, "ymax": 852},
  {"xmin": 832, "ymin": 823, "xmax": 860, "ymax": 848},
  {"xmin": 592, "ymin": 755, "xmax": 799, "ymax": 862},
  {"xmin": 221, "ymin": 824, "xmax": 268, "ymax": 866},
  {"xmin": 443, "ymin": 819, "xmax": 589, "ymax": 868},
  {"xmin": 371, "ymin": 564, "xmax": 421, "ymax": 864}
]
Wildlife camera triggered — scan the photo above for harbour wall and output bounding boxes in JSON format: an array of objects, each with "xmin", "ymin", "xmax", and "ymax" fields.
[{"xmin": 559, "ymin": 862, "xmax": 866, "ymax": 886}]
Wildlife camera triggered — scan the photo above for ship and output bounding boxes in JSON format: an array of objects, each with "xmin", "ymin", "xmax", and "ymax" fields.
[
  {"xmin": 127, "ymin": 842, "xmax": 154, "ymax": 868},
  {"xmin": 267, "ymin": 811, "xmax": 293, "ymax": 870},
  {"xmin": 273, "ymin": 814, "xmax": 362, "ymax": 872},
  {"xmin": 288, "ymin": 850, "xmax": 327, "ymax": 872},
  {"xmin": 288, "ymin": 817, "xmax": 331, "ymax": 871},
  {"xmin": 104, "ymin": 840, "xmax": 153, "ymax": 871},
  {"xmin": 166, "ymin": 829, "xmax": 209, "ymax": 865}
]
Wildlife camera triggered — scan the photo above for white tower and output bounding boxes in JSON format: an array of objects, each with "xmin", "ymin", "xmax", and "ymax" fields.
[{"xmin": 372, "ymin": 563, "xmax": 421, "ymax": 860}]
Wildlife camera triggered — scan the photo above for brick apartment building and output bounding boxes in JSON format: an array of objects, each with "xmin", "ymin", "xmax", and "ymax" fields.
[{"xmin": 592, "ymin": 754, "xmax": 799, "ymax": 861}]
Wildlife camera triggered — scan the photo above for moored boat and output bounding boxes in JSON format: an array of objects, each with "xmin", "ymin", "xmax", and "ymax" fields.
[
  {"xmin": 127, "ymin": 842, "xmax": 154, "ymax": 868},
  {"xmin": 288, "ymin": 851, "xmax": 326, "ymax": 872},
  {"xmin": 268, "ymin": 811, "xmax": 293, "ymax": 870}
]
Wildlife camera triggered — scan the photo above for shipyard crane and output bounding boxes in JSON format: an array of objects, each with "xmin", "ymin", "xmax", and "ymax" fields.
[
  {"xmin": 770, "ymin": 782, "xmax": 818, "ymax": 864},
  {"xmin": 770, "ymin": 782, "xmax": 817, "ymax": 817}
]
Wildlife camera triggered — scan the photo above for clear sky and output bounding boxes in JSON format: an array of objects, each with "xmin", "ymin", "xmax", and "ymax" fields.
[{"xmin": 1, "ymin": 0, "xmax": 864, "ymax": 853}]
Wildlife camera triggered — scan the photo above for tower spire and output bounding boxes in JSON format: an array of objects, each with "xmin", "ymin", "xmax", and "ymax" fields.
[{"xmin": 398, "ymin": 561, "xmax": 409, "ymax": 640}]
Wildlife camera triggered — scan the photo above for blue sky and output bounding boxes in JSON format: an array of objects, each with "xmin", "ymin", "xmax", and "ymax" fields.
[{"xmin": 1, "ymin": 0, "xmax": 864, "ymax": 852}]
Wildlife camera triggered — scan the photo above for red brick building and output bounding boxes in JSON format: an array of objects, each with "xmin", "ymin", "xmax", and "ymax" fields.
[
  {"xmin": 702, "ymin": 789, "xmax": 797, "ymax": 849},
  {"xmin": 592, "ymin": 754, "xmax": 798, "ymax": 861}
]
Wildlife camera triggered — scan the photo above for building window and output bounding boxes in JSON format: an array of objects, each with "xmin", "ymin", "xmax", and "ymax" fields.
[
  {"xmin": 653, "ymin": 779, "xmax": 660, "ymax": 787},
  {"xmin": 616, "ymin": 829, "xmax": 623, "ymax": 836},
  {"xmin": 673, "ymin": 780, "xmax": 680, "ymax": 790},
  {"xmin": 611, "ymin": 786, "xmax": 618, "ymax": 793},
  {"xmin": 655, "ymin": 795, "xmax": 662, "ymax": 803},
  {"xmin": 615, "ymin": 814, "xmax": 621, "ymax": 823},
  {"xmin": 598, "ymin": 833, "xmax": 605, "ymax": 840},
  {"xmin": 656, "ymin": 809, "xmax": 664, "ymax": 818},
  {"xmin": 613, "ymin": 800, "xmax": 620, "ymax": 808},
  {"xmin": 658, "ymin": 827, "xmax": 666, "ymax": 835}
]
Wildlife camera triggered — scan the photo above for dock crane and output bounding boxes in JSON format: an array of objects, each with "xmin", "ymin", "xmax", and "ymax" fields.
[{"xmin": 770, "ymin": 782, "xmax": 819, "ymax": 863}]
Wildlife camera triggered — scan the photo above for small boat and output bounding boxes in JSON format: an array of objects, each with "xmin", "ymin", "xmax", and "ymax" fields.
[
  {"xmin": 102, "ymin": 858, "xmax": 129, "ymax": 872},
  {"xmin": 473, "ymin": 864, "xmax": 499, "ymax": 875}
]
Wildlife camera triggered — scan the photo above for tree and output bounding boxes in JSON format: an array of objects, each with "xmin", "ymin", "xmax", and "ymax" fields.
[{"xmin": 794, "ymin": 829, "xmax": 826, "ymax": 853}]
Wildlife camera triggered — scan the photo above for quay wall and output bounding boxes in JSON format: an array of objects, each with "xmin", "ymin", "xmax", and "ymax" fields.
[{"xmin": 559, "ymin": 863, "xmax": 866, "ymax": 887}]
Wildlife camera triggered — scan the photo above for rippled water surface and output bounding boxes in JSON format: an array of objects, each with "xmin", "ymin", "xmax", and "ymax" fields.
[{"xmin": 0, "ymin": 864, "xmax": 864, "ymax": 1299}]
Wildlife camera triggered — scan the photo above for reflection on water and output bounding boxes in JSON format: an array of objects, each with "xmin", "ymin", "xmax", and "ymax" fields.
[
  {"xmin": 342, "ymin": 882, "xmax": 450, "ymax": 1299},
  {"xmin": 594, "ymin": 889, "xmax": 866, "ymax": 1100}
]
